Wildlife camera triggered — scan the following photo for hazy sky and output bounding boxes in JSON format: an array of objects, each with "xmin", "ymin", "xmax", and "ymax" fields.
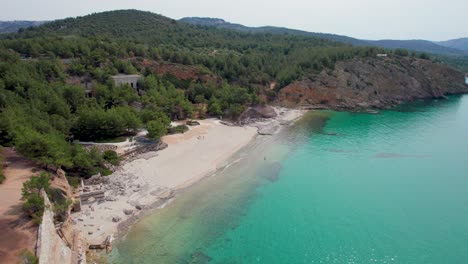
[{"xmin": 2, "ymin": 0, "xmax": 467, "ymax": 41}]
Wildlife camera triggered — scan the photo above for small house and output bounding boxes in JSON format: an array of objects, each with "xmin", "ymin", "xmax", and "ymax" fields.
[
  {"xmin": 377, "ymin": 54, "xmax": 388, "ymax": 58},
  {"xmin": 111, "ymin": 74, "xmax": 142, "ymax": 89}
]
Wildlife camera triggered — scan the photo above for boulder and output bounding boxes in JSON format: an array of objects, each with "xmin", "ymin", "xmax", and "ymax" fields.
[
  {"xmin": 186, "ymin": 120, "xmax": 201, "ymax": 126},
  {"xmin": 84, "ymin": 173, "xmax": 110, "ymax": 185},
  {"xmin": 237, "ymin": 105, "xmax": 277, "ymax": 124},
  {"xmin": 123, "ymin": 209, "xmax": 134, "ymax": 215},
  {"xmin": 105, "ymin": 195, "xmax": 117, "ymax": 201},
  {"xmin": 257, "ymin": 124, "xmax": 279, "ymax": 135},
  {"xmin": 112, "ymin": 216, "xmax": 121, "ymax": 222}
]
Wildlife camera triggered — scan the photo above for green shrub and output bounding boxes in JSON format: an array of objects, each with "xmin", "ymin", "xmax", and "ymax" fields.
[
  {"xmin": 66, "ymin": 176, "xmax": 81, "ymax": 188},
  {"xmin": 22, "ymin": 193, "xmax": 44, "ymax": 225},
  {"xmin": 17, "ymin": 248, "xmax": 38, "ymax": 264},
  {"xmin": 147, "ymin": 120, "xmax": 167, "ymax": 139},
  {"xmin": 102, "ymin": 150, "xmax": 120, "ymax": 166},
  {"xmin": 48, "ymin": 187, "xmax": 71, "ymax": 222},
  {"xmin": 21, "ymin": 172, "xmax": 50, "ymax": 224},
  {"xmin": 394, "ymin": 49, "xmax": 409, "ymax": 57}
]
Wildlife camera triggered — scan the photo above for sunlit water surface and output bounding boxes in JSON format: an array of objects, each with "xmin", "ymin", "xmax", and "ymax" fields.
[{"xmin": 110, "ymin": 95, "xmax": 468, "ymax": 264}]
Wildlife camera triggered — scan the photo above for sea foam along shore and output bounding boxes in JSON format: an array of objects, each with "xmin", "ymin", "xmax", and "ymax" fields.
[{"xmin": 72, "ymin": 108, "xmax": 305, "ymax": 246}]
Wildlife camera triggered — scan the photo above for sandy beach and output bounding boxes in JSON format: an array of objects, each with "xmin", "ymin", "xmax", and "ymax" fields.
[{"xmin": 73, "ymin": 109, "xmax": 304, "ymax": 245}]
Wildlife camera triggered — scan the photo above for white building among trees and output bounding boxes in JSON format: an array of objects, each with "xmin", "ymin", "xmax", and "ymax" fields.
[{"xmin": 111, "ymin": 74, "xmax": 141, "ymax": 89}]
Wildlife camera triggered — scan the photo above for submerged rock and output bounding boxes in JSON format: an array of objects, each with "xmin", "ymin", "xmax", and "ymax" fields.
[
  {"xmin": 190, "ymin": 251, "xmax": 212, "ymax": 264},
  {"xmin": 261, "ymin": 162, "xmax": 282, "ymax": 182}
]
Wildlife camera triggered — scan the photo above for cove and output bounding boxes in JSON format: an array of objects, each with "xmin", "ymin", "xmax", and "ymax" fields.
[{"xmin": 110, "ymin": 95, "xmax": 468, "ymax": 264}]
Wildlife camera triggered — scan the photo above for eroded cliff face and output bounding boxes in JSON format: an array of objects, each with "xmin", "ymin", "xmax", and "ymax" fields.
[{"xmin": 278, "ymin": 57, "xmax": 468, "ymax": 109}]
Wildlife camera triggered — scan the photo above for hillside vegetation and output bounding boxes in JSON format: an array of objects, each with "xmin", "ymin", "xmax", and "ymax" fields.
[
  {"xmin": 0, "ymin": 10, "xmax": 466, "ymax": 177},
  {"xmin": 0, "ymin": 21, "xmax": 46, "ymax": 34},
  {"xmin": 181, "ymin": 17, "xmax": 468, "ymax": 57}
]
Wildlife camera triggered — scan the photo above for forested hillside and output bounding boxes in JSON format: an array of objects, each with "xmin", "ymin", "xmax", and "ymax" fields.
[
  {"xmin": 181, "ymin": 17, "xmax": 468, "ymax": 56},
  {"xmin": 0, "ymin": 10, "xmax": 465, "ymax": 177}
]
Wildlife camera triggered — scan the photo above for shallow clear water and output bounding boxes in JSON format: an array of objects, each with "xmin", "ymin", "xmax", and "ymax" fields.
[{"xmin": 110, "ymin": 96, "xmax": 468, "ymax": 264}]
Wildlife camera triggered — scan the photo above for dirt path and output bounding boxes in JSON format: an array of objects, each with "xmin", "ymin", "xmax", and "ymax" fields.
[{"xmin": 0, "ymin": 148, "xmax": 38, "ymax": 263}]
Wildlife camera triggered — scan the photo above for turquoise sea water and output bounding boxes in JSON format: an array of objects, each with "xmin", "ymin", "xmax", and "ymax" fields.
[{"xmin": 110, "ymin": 95, "xmax": 468, "ymax": 264}]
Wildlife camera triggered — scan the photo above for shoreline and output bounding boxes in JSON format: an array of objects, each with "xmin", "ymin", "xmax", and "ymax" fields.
[{"xmin": 73, "ymin": 108, "xmax": 306, "ymax": 247}]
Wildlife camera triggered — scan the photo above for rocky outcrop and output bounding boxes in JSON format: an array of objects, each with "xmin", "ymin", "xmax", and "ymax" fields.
[
  {"xmin": 278, "ymin": 57, "xmax": 468, "ymax": 109},
  {"xmin": 135, "ymin": 59, "xmax": 218, "ymax": 83},
  {"xmin": 237, "ymin": 105, "xmax": 278, "ymax": 124}
]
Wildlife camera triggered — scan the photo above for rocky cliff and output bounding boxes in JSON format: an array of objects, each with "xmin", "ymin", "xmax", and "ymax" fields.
[{"xmin": 278, "ymin": 57, "xmax": 468, "ymax": 109}]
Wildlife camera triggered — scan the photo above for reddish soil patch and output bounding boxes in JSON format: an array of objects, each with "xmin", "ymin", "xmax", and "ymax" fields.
[{"xmin": 0, "ymin": 148, "xmax": 38, "ymax": 263}]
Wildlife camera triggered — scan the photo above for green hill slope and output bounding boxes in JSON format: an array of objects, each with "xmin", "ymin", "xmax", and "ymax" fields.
[{"xmin": 0, "ymin": 10, "xmax": 466, "ymax": 175}]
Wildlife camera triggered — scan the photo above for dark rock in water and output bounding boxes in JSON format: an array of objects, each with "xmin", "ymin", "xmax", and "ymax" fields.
[
  {"xmin": 365, "ymin": 109, "xmax": 379, "ymax": 114},
  {"xmin": 237, "ymin": 105, "xmax": 277, "ymax": 124},
  {"xmin": 190, "ymin": 251, "xmax": 212, "ymax": 264},
  {"xmin": 262, "ymin": 162, "xmax": 282, "ymax": 182}
]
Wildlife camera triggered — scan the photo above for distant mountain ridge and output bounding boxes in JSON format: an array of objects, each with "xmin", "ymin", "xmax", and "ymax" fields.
[
  {"xmin": 437, "ymin": 38, "xmax": 468, "ymax": 51},
  {"xmin": 1, "ymin": 15, "xmax": 466, "ymax": 56},
  {"xmin": 0, "ymin": 20, "xmax": 47, "ymax": 34},
  {"xmin": 369, "ymin": 39, "xmax": 464, "ymax": 55},
  {"xmin": 180, "ymin": 17, "xmax": 467, "ymax": 56},
  {"xmin": 179, "ymin": 17, "xmax": 368, "ymax": 46}
]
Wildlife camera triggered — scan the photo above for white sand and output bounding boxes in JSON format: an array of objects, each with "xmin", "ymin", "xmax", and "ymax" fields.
[
  {"xmin": 73, "ymin": 109, "xmax": 306, "ymax": 245},
  {"xmin": 73, "ymin": 119, "xmax": 258, "ymax": 244}
]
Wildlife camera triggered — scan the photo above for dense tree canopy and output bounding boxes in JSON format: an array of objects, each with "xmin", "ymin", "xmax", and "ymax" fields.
[{"xmin": 0, "ymin": 10, "xmax": 420, "ymax": 177}]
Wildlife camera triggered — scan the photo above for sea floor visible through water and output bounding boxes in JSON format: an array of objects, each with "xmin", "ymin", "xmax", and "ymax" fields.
[{"xmin": 109, "ymin": 95, "xmax": 468, "ymax": 264}]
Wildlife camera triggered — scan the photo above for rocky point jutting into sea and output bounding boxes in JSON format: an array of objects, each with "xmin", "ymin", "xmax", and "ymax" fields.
[{"xmin": 279, "ymin": 57, "xmax": 468, "ymax": 109}]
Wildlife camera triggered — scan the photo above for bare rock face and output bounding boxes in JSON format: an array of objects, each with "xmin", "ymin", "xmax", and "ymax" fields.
[
  {"xmin": 56, "ymin": 168, "xmax": 66, "ymax": 178},
  {"xmin": 237, "ymin": 105, "xmax": 278, "ymax": 124},
  {"xmin": 278, "ymin": 57, "xmax": 468, "ymax": 109}
]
